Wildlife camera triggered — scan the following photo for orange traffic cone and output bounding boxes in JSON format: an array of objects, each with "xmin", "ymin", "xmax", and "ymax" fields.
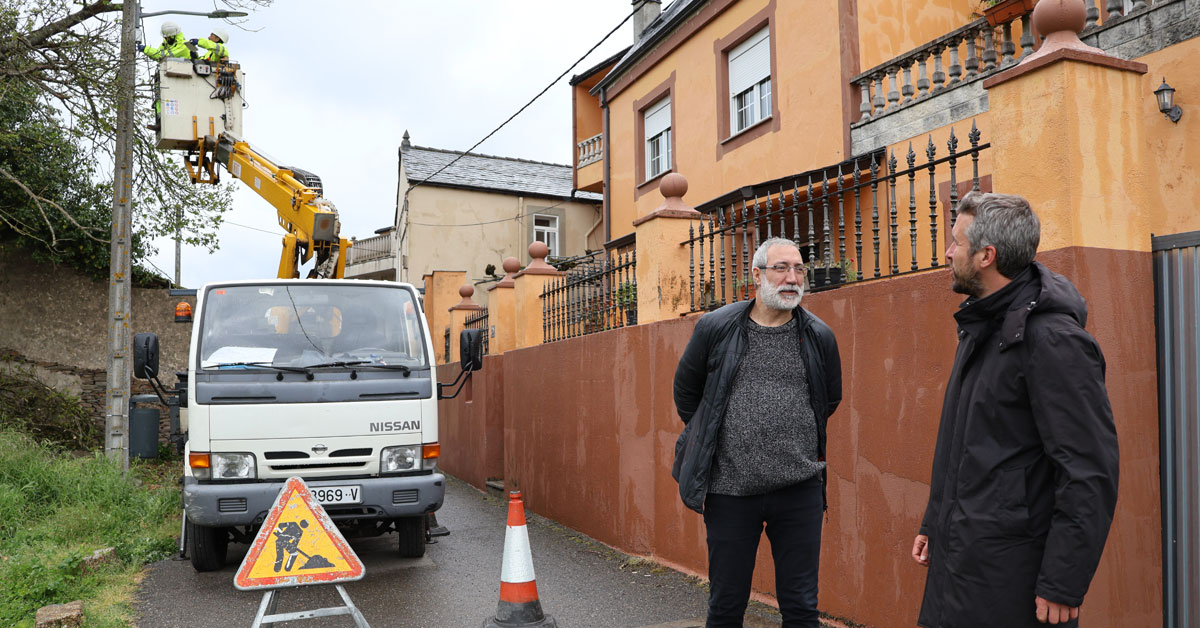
[{"xmin": 482, "ymin": 491, "xmax": 557, "ymax": 628}]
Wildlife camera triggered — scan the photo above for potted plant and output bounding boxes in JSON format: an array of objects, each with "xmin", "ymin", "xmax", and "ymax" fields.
[
  {"xmin": 615, "ymin": 281, "xmax": 637, "ymax": 325},
  {"xmin": 982, "ymin": 0, "xmax": 1037, "ymax": 26},
  {"xmin": 810, "ymin": 257, "xmax": 857, "ymax": 289}
]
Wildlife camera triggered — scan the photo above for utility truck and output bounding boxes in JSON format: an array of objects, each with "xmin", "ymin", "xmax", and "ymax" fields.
[{"xmin": 133, "ymin": 54, "xmax": 480, "ymax": 572}]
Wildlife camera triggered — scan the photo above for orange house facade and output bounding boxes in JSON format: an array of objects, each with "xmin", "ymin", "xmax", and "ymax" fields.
[{"xmin": 498, "ymin": 0, "xmax": 1200, "ymax": 626}]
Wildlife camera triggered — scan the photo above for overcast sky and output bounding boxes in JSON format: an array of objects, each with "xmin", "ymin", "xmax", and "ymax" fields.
[{"xmin": 139, "ymin": 1, "xmax": 636, "ymax": 288}]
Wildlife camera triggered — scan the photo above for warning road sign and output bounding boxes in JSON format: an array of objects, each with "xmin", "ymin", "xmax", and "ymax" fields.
[{"xmin": 234, "ymin": 476, "xmax": 365, "ymax": 590}]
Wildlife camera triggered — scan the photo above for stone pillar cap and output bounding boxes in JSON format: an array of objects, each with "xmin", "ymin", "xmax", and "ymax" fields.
[
  {"xmin": 633, "ymin": 173, "xmax": 702, "ymax": 227},
  {"xmin": 515, "ymin": 242, "xmax": 559, "ymax": 277},
  {"xmin": 450, "ymin": 284, "xmax": 482, "ymax": 311},
  {"xmin": 491, "ymin": 257, "xmax": 521, "ymax": 289}
]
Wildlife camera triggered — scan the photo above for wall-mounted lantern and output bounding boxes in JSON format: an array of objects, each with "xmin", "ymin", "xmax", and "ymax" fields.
[{"xmin": 1155, "ymin": 78, "xmax": 1183, "ymax": 123}]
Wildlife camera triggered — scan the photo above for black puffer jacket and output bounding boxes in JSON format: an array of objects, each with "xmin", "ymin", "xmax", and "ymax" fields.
[
  {"xmin": 672, "ymin": 300, "xmax": 842, "ymax": 513},
  {"xmin": 918, "ymin": 263, "xmax": 1119, "ymax": 628}
]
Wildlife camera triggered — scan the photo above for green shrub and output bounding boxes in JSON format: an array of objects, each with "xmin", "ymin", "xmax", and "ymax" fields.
[
  {"xmin": 0, "ymin": 361, "xmax": 100, "ymax": 451},
  {"xmin": 0, "ymin": 431, "xmax": 179, "ymax": 626}
]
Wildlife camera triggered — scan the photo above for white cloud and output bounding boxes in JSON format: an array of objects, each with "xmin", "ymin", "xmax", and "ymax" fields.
[{"xmin": 141, "ymin": 0, "xmax": 634, "ymax": 287}]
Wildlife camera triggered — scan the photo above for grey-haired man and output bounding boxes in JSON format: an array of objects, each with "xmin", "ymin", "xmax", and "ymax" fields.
[{"xmin": 673, "ymin": 237, "xmax": 842, "ymax": 627}]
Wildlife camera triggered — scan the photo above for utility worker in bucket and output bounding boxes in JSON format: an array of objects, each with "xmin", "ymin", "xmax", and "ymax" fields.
[
  {"xmin": 138, "ymin": 21, "xmax": 196, "ymax": 61},
  {"xmin": 191, "ymin": 28, "xmax": 230, "ymax": 63}
]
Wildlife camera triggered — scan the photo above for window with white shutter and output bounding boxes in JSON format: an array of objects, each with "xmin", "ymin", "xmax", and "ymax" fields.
[
  {"xmin": 728, "ymin": 26, "xmax": 771, "ymax": 134},
  {"xmin": 643, "ymin": 96, "xmax": 672, "ymax": 180}
]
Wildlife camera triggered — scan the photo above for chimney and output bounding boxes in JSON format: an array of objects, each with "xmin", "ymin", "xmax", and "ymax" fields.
[{"xmin": 632, "ymin": 0, "xmax": 662, "ymax": 43}]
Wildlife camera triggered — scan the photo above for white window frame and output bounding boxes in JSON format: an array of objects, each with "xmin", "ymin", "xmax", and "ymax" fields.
[
  {"xmin": 728, "ymin": 26, "xmax": 771, "ymax": 134},
  {"xmin": 533, "ymin": 214, "xmax": 559, "ymax": 258},
  {"xmin": 643, "ymin": 96, "xmax": 672, "ymax": 180}
]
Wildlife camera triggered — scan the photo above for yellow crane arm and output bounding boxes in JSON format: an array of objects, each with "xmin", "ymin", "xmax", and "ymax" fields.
[{"xmin": 185, "ymin": 132, "xmax": 350, "ymax": 279}]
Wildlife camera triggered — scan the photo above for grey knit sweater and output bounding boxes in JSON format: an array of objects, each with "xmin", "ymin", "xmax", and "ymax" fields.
[{"xmin": 708, "ymin": 316, "xmax": 824, "ymax": 496}]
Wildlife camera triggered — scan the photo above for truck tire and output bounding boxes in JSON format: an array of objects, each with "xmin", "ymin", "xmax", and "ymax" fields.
[
  {"xmin": 396, "ymin": 516, "xmax": 426, "ymax": 558},
  {"xmin": 187, "ymin": 519, "xmax": 229, "ymax": 572}
]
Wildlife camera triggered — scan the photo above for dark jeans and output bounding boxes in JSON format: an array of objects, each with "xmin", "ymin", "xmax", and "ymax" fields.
[{"xmin": 703, "ymin": 476, "xmax": 823, "ymax": 628}]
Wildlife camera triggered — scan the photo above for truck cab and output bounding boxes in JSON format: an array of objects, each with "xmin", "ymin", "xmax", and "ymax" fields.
[{"xmin": 137, "ymin": 279, "xmax": 459, "ymax": 571}]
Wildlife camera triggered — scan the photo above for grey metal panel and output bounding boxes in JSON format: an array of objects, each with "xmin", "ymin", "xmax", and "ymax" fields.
[{"xmin": 1155, "ymin": 231, "xmax": 1200, "ymax": 628}]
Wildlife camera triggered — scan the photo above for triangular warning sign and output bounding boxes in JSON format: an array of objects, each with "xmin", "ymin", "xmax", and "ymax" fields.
[{"xmin": 234, "ymin": 476, "xmax": 365, "ymax": 590}]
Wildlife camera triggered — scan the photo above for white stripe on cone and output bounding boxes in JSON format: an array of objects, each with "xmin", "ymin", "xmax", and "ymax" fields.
[{"xmin": 500, "ymin": 523, "xmax": 537, "ymax": 583}]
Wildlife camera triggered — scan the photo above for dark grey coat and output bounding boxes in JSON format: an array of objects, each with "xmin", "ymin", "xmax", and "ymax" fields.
[
  {"xmin": 672, "ymin": 300, "xmax": 842, "ymax": 513},
  {"xmin": 918, "ymin": 263, "xmax": 1119, "ymax": 628}
]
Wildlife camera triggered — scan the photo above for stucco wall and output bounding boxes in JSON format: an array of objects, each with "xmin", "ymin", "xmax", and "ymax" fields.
[
  {"xmin": 404, "ymin": 185, "xmax": 602, "ymax": 303},
  {"xmin": 437, "ymin": 246, "xmax": 1161, "ymax": 628},
  {"xmin": 606, "ymin": 0, "xmax": 849, "ymax": 238}
]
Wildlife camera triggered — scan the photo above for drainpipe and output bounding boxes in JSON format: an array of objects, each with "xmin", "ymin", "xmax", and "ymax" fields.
[{"xmin": 601, "ymin": 85, "xmax": 611, "ymax": 245}]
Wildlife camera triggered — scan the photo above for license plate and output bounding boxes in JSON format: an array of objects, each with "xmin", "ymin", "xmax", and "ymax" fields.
[{"xmin": 311, "ymin": 485, "xmax": 361, "ymax": 505}]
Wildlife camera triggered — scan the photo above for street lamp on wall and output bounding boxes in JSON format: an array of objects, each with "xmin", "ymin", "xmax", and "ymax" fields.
[{"xmin": 1154, "ymin": 78, "xmax": 1183, "ymax": 123}]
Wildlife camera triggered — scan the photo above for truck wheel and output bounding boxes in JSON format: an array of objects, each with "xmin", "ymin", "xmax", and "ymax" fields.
[
  {"xmin": 187, "ymin": 519, "xmax": 229, "ymax": 572},
  {"xmin": 396, "ymin": 516, "xmax": 426, "ymax": 558}
]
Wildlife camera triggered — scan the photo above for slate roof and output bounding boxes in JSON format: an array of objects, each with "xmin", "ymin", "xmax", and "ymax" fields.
[{"xmin": 401, "ymin": 144, "xmax": 602, "ymax": 202}]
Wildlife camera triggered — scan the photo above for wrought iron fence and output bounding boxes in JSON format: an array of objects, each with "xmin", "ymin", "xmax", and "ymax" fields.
[
  {"xmin": 443, "ymin": 327, "xmax": 451, "ymax": 364},
  {"xmin": 541, "ymin": 249, "xmax": 637, "ymax": 342},
  {"xmin": 683, "ymin": 122, "xmax": 990, "ymax": 313},
  {"xmin": 464, "ymin": 308, "xmax": 490, "ymax": 355}
]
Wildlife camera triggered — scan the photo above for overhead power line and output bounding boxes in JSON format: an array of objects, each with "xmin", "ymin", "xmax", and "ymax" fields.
[
  {"xmin": 407, "ymin": 6, "xmax": 638, "ymax": 194},
  {"xmin": 408, "ymin": 199, "xmax": 569, "ymax": 228}
]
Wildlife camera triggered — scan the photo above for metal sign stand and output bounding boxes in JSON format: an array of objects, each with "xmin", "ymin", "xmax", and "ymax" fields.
[{"xmin": 250, "ymin": 585, "xmax": 369, "ymax": 628}]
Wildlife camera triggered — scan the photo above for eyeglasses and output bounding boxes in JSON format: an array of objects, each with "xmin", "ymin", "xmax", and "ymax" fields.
[{"xmin": 758, "ymin": 263, "xmax": 806, "ymax": 274}]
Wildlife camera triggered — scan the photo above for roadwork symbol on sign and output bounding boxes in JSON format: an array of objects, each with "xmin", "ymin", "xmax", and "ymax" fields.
[{"xmin": 234, "ymin": 476, "xmax": 365, "ymax": 591}]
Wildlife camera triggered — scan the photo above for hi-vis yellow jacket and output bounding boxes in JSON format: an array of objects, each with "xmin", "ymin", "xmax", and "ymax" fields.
[
  {"xmin": 143, "ymin": 33, "xmax": 193, "ymax": 61},
  {"xmin": 196, "ymin": 38, "xmax": 229, "ymax": 63}
]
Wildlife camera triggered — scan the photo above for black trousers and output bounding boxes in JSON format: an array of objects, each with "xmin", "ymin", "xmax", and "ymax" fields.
[{"xmin": 703, "ymin": 476, "xmax": 823, "ymax": 628}]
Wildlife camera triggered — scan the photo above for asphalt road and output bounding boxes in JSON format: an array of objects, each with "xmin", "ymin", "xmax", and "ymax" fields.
[{"xmin": 134, "ymin": 475, "xmax": 789, "ymax": 628}]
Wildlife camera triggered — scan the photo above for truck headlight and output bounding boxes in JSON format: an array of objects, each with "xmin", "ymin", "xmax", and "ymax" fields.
[
  {"xmin": 381, "ymin": 445, "xmax": 419, "ymax": 472},
  {"xmin": 210, "ymin": 452, "xmax": 256, "ymax": 480}
]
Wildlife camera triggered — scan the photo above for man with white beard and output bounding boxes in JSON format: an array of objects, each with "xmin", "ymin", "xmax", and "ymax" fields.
[{"xmin": 673, "ymin": 237, "xmax": 842, "ymax": 627}]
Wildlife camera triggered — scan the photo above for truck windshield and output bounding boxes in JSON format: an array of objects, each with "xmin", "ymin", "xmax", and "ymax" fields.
[{"xmin": 197, "ymin": 284, "xmax": 427, "ymax": 370}]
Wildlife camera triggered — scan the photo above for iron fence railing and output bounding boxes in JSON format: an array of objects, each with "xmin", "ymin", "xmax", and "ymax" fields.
[
  {"xmin": 464, "ymin": 308, "xmax": 490, "ymax": 355},
  {"xmin": 541, "ymin": 249, "xmax": 637, "ymax": 342},
  {"xmin": 683, "ymin": 122, "xmax": 990, "ymax": 313}
]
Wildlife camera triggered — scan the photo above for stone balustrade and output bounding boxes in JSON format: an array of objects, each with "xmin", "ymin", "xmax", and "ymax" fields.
[{"xmin": 576, "ymin": 133, "xmax": 603, "ymax": 168}]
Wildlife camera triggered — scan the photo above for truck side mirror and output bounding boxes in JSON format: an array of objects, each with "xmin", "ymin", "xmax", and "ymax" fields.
[
  {"xmin": 133, "ymin": 333, "xmax": 160, "ymax": 380},
  {"xmin": 459, "ymin": 329, "xmax": 484, "ymax": 372}
]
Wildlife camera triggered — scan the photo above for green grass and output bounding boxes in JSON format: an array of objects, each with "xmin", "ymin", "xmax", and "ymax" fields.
[{"xmin": 0, "ymin": 430, "xmax": 181, "ymax": 627}]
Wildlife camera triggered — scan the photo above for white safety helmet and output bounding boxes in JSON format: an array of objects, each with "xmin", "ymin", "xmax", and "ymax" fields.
[
  {"xmin": 211, "ymin": 28, "xmax": 229, "ymax": 44},
  {"xmin": 161, "ymin": 21, "xmax": 181, "ymax": 38}
]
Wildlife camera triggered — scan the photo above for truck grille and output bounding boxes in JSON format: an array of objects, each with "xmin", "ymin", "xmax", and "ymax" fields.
[
  {"xmin": 218, "ymin": 497, "xmax": 247, "ymax": 513},
  {"xmin": 392, "ymin": 489, "xmax": 418, "ymax": 505},
  {"xmin": 269, "ymin": 462, "xmax": 368, "ymax": 472}
]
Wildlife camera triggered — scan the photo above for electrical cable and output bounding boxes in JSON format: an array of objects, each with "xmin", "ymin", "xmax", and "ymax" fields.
[
  {"xmin": 223, "ymin": 219, "xmax": 278, "ymax": 235},
  {"xmin": 407, "ymin": 198, "xmax": 568, "ymax": 228},
  {"xmin": 406, "ymin": 6, "xmax": 638, "ymax": 195}
]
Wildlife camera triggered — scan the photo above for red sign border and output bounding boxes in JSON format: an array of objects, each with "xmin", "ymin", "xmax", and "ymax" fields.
[{"xmin": 233, "ymin": 476, "xmax": 365, "ymax": 591}]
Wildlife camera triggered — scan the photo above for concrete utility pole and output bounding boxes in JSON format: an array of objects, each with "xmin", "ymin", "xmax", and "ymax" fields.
[{"xmin": 105, "ymin": 0, "xmax": 138, "ymax": 470}]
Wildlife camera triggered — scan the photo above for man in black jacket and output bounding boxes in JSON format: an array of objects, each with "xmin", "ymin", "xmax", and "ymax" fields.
[
  {"xmin": 912, "ymin": 193, "xmax": 1119, "ymax": 627},
  {"xmin": 673, "ymin": 237, "xmax": 842, "ymax": 628}
]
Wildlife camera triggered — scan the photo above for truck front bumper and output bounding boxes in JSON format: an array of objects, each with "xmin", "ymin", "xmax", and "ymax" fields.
[{"xmin": 183, "ymin": 473, "xmax": 445, "ymax": 527}]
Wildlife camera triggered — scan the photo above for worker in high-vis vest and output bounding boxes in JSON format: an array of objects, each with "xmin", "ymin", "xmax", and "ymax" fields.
[
  {"xmin": 191, "ymin": 28, "xmax": 230, "ymax": 63},
  {"xmin": 138, "ymin": 21, "xmax": 196, "ymax": 61}
]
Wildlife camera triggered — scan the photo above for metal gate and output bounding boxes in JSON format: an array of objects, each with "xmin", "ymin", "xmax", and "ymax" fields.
[{"xmin": 1154, "ymin": 231, "xmax": 1200, "ymax": 628}]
